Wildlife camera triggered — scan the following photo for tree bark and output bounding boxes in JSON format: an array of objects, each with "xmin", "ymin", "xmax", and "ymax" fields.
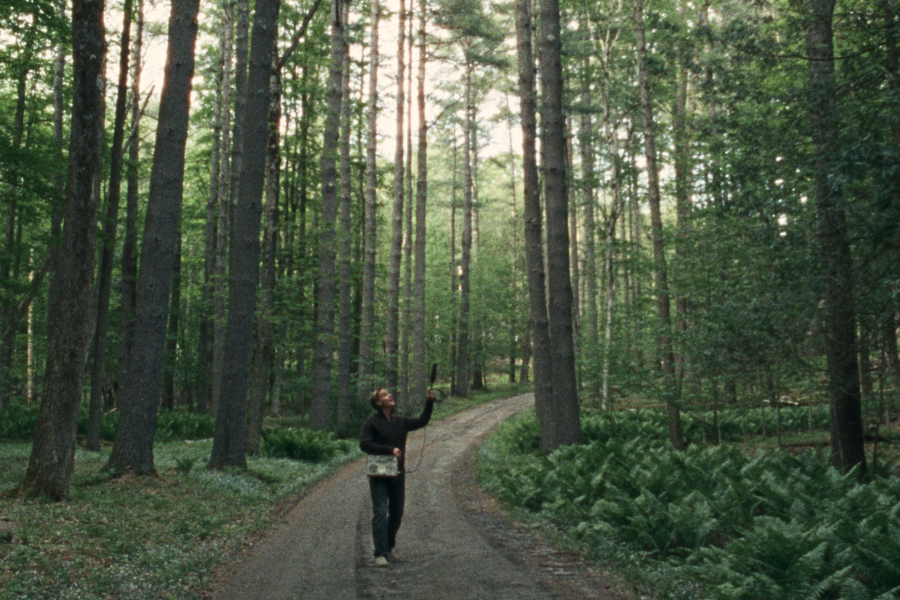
[
  {"xmin": 87, "ymin": 0, "xmax": 133, "ymax": 449},
  {"xmin": 357, "ymin": 0, "xmax": 380, "ymax": 405},
  {"xmin": 19, "ymin": 0, "xmax": 106, "ymax": 499},
  {"xmin": 106, "ymin": 0, "xmax": 200, "ymax": 475},
  {"xmin": 578, "ymin": 80, "xmax": 599, "ymax": 403},
  {"xmin": 116, "ymin": 1, "xmax": 143, "ymax": 408},
  {"xmin": 805, "ymin": 0, "xmax": 866, "ymax": 478},
  {"xmin": 399, "ymin": 12, "xmax": 415, "ymax": 407},
  {"xmin": 411, "ymin": 0, "xmax": 429, "ymax": 404},
  {"xmin": 516, "ymin": 0, "xmax": 554, "ymax": 445},
  {"xmin": 199, "ymin": 13, "xmax": 222, "ymax": 414},
  {"xmin": 161, "ymin": 227, "xmax": 183, "ymax": 410},
  {"xmin": 540, "ymin": 0, "xmax": 582, "ymax": 448},
  {"xmin": 209, "ymin": 0, "xmax": 281, "ymax": 467},
  {"xmin": 246, "ymin": 53, "xmax": 280, "ymax": 453},
  {"xmin": 336, "ymin": 0, "xmax": 354, "ymax": 430},
  {"xmin": 633, "ymin": 0, "xmax": 683, "ymax": 448},
  {"xmin": 454, "ymin": 61, "xmax": 474, "ymax": 398},
  {"xmin": 211, "ymin": 0, "xmax": 235, "ymax": 415},
  {"xmin": 309, "ymin": 0, "xmax": 345, "ymax": 430},
  {"xmin": 385, "ymin": 0, "xmax": 407, "ymax": 394}
]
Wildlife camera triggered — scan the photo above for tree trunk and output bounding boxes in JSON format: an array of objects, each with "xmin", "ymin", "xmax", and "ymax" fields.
[
  {"xmin": 633, "ymin": 0, "xmax": 683, "ymax": 448},
  {"xmin": 357, "ymin": 0, "xmax": 380, "ymax": 405},
  {"xmin": 87, "ymin": 0, "xmax": 133, "ymax": 449},
  {"xmin": 211, "ymin": 0, "xmax": 234, "ymax": 415},
  {"xmin": 0, "ymin": 65, "xmax": 28, "ymax": 409},
  {"xmin": 19, "ymin": 0, "xmax": 106, "ymax": 499},
  {"xmin": 106, "ymin": 0, "xmax": 200, "ymax": 475},
  {"xmin": 578, "ymin": 81, "xmax": 599, "ymax": 403},
  {"xmin": 116, "ymin": 1, "xmax": 143, "ymax": 408},
  {"xmin": 209, "ymin": 0, "xmax": 281, "ymax": 467},
  {"xmin": 199, "ymin": 4, "xmax": 225, "ymax": 414},
  {"xmin": 410, "ymin": 0, "xmax": 429, "ymax": 404},
  {"xmin": 336, "ymin": 0, "xmax": 354, "ymax": 430},
  {"xmin": 385, "ymin": 0, "xmax": 407, "ymax": 394},
  {"xmin": 805, "ymin": 0, "xmax": 866, "ymax": 478},
  {"xmin": 246, "ymin": 56, "xmax": 280, "ymax": 454},
  {"xmin": 673, "ymin": 32, "xmax": 692, "ymax": 393},
  {"xmin": 161, "ymin": 226, "xmax": 182, "ymax": 410},
  {"xmin": 540, "ymin": 0, "xmax": 582, "ymax": 449},
  {"xmin": 399, "ymin": 8, "xmax": 415, "ymax": 408},
  {"xmin": 516, "ymin": 0, "xmax": 554, "ymax": 445},
  {"xmin": 454, "ymin": 61, "xmax": 474, "ymax": 398},
  {"xmin": 309, "ymin": 0, "xmax": 344, "ymax": 430}
]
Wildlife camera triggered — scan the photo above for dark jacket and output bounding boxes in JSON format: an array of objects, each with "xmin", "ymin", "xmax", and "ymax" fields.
[{"xmin": 359, "ymin": 400, "xmax": 434, "ymax": 471}]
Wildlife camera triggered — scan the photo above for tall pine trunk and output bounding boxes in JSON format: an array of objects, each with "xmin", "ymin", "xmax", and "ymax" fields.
[
  {"xmin": 357, "ymin": 0, "xmax": 380, "ymax": 404},
  {"xmin": 410, "ymin": 0, "xmax": 429, "ymax": 403},
  {"xmin": 198, "ymin": 16, "xmax": 222, "ymax": 414},
  {"xmin": 117, "ymin": 2, "xmax": 143, "ymax": 403},
  {"xmin": 805, "ymin": 0, "xmax": 866, "ymax": 478},
  {"xmin": 106, "ymin": 0, "xmax": 200, "ymax": 475},
  {"xmin": 246, "ymin": 56, "xmax": 281, "ymax": 453},
  {"xmin": 515, "ymin": 0, "xmax": 554, "ymax": 443},
  {"xmin": 211, "ymin": 0, "xmax": 235, "ymax": 414},
  {"xmin": 540, "ymin": 0, "xmax": 582, "ymax": 448},
  {"xmin": 634, "ymin": 0, "xmax": 683, "ymax": 448},
  {"xmin": 385, "ymin": 0, "xmax": 407, "ymax": 394},
  {"xmin": 454, "ymin": 61, "xmax": 474, "ymax": 398},
  {"xmin": 19, "ymin": 0, "xmax": 106, "ymax": 499},
  {"xmin": 579, "ymin": 82, "xmax": 599, "ymax": 404},
  {"xmin": 87, "ymin": 0, "xmax": 132, "ymax": 449},
  {"xmin": 310, "ymin": 0, "xmax": 345, "ymax": 430},
  {"xmin": 209, "ymin": 0, "xmax": 281, "ymax": 467},
  {"xmin": 336, "ymin": 0, "xmax": 354, "ymax": 429}
]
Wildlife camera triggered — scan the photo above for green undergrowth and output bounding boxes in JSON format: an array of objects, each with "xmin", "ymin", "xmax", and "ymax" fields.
[
  {"xmin": 0, "ymin": 440, "xmax": 361, "ymax": 600},
  {"xmin": 477, "ymin": 407, "xmax": 900, "ymax": 600},
  {"xmin": 0, "ymin": 383, "xmax": 526, "ymax": 599},
  {"xmin": 0, "ymin": 402, "xmax": 217, "ymax": 443}
]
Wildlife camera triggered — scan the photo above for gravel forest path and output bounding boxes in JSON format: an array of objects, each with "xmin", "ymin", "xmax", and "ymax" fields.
[{"xmin": 205, "ymin": 394, "xmax": 631, "ymax": 600}]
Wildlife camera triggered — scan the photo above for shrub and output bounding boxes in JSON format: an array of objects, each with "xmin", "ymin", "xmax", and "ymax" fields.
[{"xmin": 260, "ymin": 427, "xmax": 354, "ymax": 462}]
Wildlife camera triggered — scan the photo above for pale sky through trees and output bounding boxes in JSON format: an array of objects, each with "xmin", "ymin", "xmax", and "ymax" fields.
[{"xmin": 121, "ymin": 0, "xmax": 520, "ymax": 160}]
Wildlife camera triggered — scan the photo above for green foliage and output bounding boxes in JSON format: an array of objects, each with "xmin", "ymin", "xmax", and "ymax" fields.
[
  {"xmin": 260, "ymin": 427, "xmax": 355, "ymax": 462},
  {"xmin": 0, "ymin": 401, "xmax": 40, "ymax": 440},
  {"xmin": 153, "ymin": 409, "xmax": 215, "ymax": 442},
  {"xmin": 478, "ymin": 409, "xmax": 900, "ymax": 600},
  {"xmin": 0, "ymin": 440, "xmax": 360, "ymax": 599},
  {"xmin": 0, "ymin": 402, "xmax": 214, "ymax": 443}
]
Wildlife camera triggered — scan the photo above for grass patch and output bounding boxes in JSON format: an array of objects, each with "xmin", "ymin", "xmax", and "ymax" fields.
[{"xmin": 0, "ymin": 440, "xmax": 360, "ymax": 600}]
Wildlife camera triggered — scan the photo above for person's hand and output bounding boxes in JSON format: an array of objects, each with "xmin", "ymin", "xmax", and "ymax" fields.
[
  {"xmin": 392, "ymin": 448, "xmax": 402, "ymax": 459},
  {"xmin": 426, "ymin": 390, "xmax": 436, "ymax": 403}
]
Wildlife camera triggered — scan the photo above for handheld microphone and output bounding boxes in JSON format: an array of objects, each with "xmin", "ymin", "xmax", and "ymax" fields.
[{"xmin": 429, "ymin": 363, "xmax": 443, "ymax": 403}]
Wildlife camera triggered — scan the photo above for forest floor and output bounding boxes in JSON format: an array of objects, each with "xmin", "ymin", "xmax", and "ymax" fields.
[{"xmin": 202, "ymin": 393, "xmax": 635, "ymax": 600}]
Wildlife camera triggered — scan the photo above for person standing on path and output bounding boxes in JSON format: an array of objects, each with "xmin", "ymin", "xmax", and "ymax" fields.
[{"xmin": 360, "ymin": 387, "xmax": 436, "ymax": 567}]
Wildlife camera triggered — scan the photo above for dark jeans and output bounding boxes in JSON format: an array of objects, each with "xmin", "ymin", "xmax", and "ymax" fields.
[{"xmin": 368, "ymin": 473, "xmax": 405, "ymax": 557}]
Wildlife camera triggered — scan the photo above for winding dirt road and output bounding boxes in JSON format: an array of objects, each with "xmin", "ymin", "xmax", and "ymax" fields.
[{"xmin": 206, "ymin": 394, "xmax": 630, "ymax": 600}]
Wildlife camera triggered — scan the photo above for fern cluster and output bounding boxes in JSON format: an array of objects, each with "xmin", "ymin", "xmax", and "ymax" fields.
[
  {"xmin": 259, "ymin": 427, "xmax": 355, "ymax": 462},
  {"xmin": 479, "ymin": 409, "xmax": 900, "ymax": 600}
]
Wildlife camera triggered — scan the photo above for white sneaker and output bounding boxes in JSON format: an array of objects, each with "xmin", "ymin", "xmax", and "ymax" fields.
[{"xmin": 374, "ymin": 556, "xmax": 389, "ymax": 568}]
